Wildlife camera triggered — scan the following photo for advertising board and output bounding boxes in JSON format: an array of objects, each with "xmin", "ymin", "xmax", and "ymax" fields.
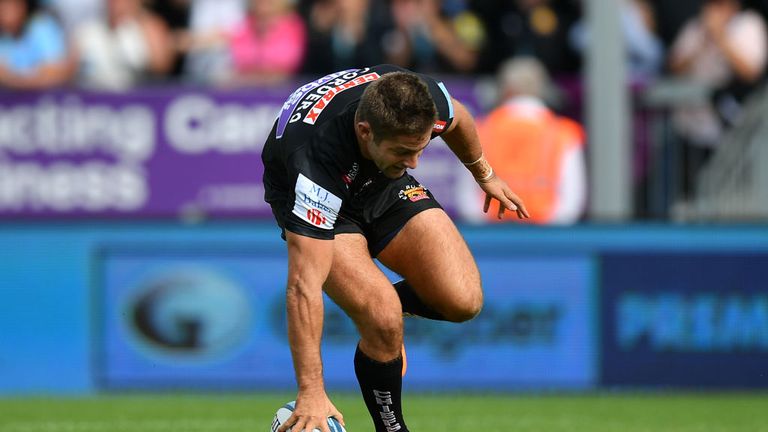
[
  {"xmin": 97, "ymin": 247, "xmax": 596, "ymax": 390},
  {"xmin": 601, "ymin": 253, "xmax": 768, "ymax": 387}
]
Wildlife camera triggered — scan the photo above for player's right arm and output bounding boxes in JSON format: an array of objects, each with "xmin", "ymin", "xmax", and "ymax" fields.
[{"xmin": 279, "ymin": 231, "xmax": 344, "ymax": 432}]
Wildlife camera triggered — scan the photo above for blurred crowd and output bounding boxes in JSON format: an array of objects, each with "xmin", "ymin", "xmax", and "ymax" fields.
[
  {"xmin": 2, "ymin": 0, "xmax": 768, "ymax": 222},
  {"xmin": 1, "ymin": 0, "xmax": 765, "ymax": 90}
]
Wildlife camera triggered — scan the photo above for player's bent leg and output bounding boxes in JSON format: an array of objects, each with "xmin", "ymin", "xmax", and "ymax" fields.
[
  {"xmin": 323, "ymin": 233, "xmax": 403, "ymax": 361},
  {"xmin": 378, "ymin": 208, "xmax": 483, "ymax": 323},
  {"xmin": 324, "ymin": 233, "xmax": 410, "ymax": 432}
]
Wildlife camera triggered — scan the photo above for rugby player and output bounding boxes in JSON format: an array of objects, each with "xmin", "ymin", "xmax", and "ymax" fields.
[{"xmin": 263, "ymin": 65, "xmax": 528, "ymax": 432}]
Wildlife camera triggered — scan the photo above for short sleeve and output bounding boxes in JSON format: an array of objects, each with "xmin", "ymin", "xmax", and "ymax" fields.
[
  {"xmin": 29, "ymin": 15, "xmax": 68, "ymax": 65},
  {"xmin": 416, "ymin": 73, "xmax": 455, "ymax": 136}
]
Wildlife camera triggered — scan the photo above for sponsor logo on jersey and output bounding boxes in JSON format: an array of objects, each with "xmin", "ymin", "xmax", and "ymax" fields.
[
  {"xmin": 432, "ymin": 120, "xmax": 447, "ymax": 133},
  {"xmin": 398, "ymin": 185, "xmax": 430, "ymax": 202},
  {"xmin": 306, "ymin": 208, "xmax": 327, "ymax": 226},
  {"xmin": 293, "ymin": 173, "xmax": 342, "ymax": 230},
  {"xmin": 303, "ymin": 72, "xmax": 381, "ymax": 125},
  {"xmin": 342, "ymin": 162, "xmax": 359, "ymax": 185},
  {"xmin": 276, "ymin": 69, "xmax": 356, "ymax": 138}
]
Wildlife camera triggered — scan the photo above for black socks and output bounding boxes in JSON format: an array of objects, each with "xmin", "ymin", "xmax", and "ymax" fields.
[
  {"xmin": 354, "ymin": 345, "xmax": 409, "ymax": 432},
  {"xmin": 353, "ymin": 280, "xmax": 444, "ymax": 431},
  {"xmin": 394, "ymin": 280, "xmax": 446, "ymax": 320}
]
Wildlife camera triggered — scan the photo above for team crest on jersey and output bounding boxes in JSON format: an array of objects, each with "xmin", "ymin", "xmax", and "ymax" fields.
[
  {"xmin": 293, "ymin": 173, "xmax": 342, "ymax": 230},
  {"xmin": 398, "ymin": 185, "xmax": 430, "ymax": 202}
]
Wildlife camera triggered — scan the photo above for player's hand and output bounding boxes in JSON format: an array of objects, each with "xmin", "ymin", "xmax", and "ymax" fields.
[
  {"xmin": 278, "ymin": 390, "xmax": 345, "ymax": 432},
  {"xmin": 477, "ymin": 174, "xmax": 530, "ymax": 220}
]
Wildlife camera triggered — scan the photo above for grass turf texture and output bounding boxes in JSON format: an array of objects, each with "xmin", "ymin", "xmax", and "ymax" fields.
[{"xmin": 1, "ymin": 393, "xmax": 767, "ymax": 432}]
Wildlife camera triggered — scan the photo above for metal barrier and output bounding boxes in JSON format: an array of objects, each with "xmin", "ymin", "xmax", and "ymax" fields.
[{"xmin": 683, "ymin": 85, "xmax": 768, "ymax": 221}]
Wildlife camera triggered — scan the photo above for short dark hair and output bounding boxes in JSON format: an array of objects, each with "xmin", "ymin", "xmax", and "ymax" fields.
[{"xmin": 356, "ymin": 72, "xmax": 437, "ymax": 143}]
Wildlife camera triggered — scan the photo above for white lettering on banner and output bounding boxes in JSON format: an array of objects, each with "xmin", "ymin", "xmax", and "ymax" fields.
[
  {"xmin": 164, "ymin": 95, "xmax": 278, "ymax": 154},
  {"xmin": 292, "ymin": 173, "xmax": 341, "ymax": 230},
  {"xmin": 0, "ymin": 161, "xmax": 147, "ymax": 211},
  {"xmin": 618, "ymin": 293, "xmax": 768, "ymax": 352},
  {"xmin": 0, "ymin": 96, "xmax": 154, "ymax": 161}
]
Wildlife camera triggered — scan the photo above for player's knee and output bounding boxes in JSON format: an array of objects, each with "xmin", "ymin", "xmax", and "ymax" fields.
[
  {"xmin": 442, "ymin": 284, "xmax": 483, "ymax": 323},
  {"xmin": 360, "ymin": 306, "xmax": 404, "ymax": 354}
]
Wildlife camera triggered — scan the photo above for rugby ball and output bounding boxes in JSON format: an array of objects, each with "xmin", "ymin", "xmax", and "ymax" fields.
[{"xmin": 271, "ymin": 401, "xmax": 346, "ymax": 432}]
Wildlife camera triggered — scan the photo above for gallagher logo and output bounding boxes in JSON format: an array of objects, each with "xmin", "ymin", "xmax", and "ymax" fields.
[
  {"xmin": 306, "ymin": 208, "xmax": 327, "ymax": 226},
  {"xmin": 398, "ymin": 185, "xmax": 430, "ymax": 202},
  {"xmin": 123, "ymin": 268, "xmax": 252, "ymax": 362}
]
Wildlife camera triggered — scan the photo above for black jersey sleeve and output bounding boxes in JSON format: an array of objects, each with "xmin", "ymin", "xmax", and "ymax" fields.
[{"xmin": 415, "ymin": 73, "xmax": 455, "ymax": 137}]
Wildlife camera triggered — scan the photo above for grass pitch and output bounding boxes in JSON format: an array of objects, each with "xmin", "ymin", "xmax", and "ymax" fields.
[{"xmin": 1, "ymin": 392, "xmax": 767, "ymax": 432}]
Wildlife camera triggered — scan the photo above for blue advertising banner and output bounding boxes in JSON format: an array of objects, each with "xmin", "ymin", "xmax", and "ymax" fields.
[
  {"xmin": 600, "ymin": 253, "xmax": 768, "ymax": 388},
  {"xmin": 97, "ymin": 246, "xmax": 596, "ymax": 390},
  {"xmin": 96, "ymin": 246, "xmax": 293, "ymax": 388},
  {"xmin": 399, "ymin": 255, "xmax": 597, "ymax": 390}
]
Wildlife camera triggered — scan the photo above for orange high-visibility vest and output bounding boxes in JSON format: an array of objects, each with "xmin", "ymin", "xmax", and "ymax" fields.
[{"xmin": 479, "ymin": 102, "xmax": 585, "ymax": 223}]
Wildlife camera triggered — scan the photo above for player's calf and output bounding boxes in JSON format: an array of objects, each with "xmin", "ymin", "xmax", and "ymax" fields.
[{"xmin": 355, "ymin": 344, "xmax": 409, "ymax": 432}]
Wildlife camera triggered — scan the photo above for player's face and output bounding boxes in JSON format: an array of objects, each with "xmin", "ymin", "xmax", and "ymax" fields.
[{"xmin": 370, "ymin": 132, "xmax": 432, "ymax": 179}]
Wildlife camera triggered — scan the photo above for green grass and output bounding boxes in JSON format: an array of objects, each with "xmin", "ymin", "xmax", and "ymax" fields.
[{"xmin": 1, "ymin": 392, "xmax": 767, "ymax": 432}]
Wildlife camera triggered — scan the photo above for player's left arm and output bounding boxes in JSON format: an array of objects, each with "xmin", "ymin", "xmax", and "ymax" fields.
[{"xmin": 441, "ymin": 97, "xmax": 530, "ymax": 220}]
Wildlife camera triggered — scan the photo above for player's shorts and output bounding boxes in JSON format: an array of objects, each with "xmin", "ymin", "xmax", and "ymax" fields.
[{"xmin": 270, "ymin": 173, "xmax": 442, "ymax": 257}]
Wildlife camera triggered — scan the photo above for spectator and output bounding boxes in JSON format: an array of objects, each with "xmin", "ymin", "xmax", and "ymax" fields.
[
  {"xmin": 670, "ymin": 0, "xmax": 767, "ymax": 127},
  {"xmin": 0, "ymin": 0, "xmax": 72, "ymax": 90},
  {"xmin": 570, "ymin": 0, "xmax": 664, "ymax": 79},
  {"xmin": 74, "ymin": 0, "xmax": 174, "ymax": 90},
  {"xmin": 477, "ymin": 57, "xmax": 587, "ymax": 224},
  {"xmin": 46, "ymin": 0, "xmax": 102, "ymax": 34},
  {"xmin": 147, "ymin": 0, "xmax": 193, "ymax": 78},
  {"xmin": 225, "ymin": 0, "xmax": 306, "ymax": 86},
  {"xmin": 384, "ymin": 0, "xmax": 480, "ymax": 74},
  {"xmin": 169, "ymin": 0, "xmax": 245, "ymax": 84},
  {"xmin": 649, "ymin": 0, "xmax": 701, "ymax": 48},
  {"xmin": 301, "ymin": 0, "xmax": 392, "ymax": 75},
  {"xmin": 668, "ymin": 0, "xmax": 767, "ymax": 194},
  {"xmin": 472, "ymin": 0, "xmax": 582, "ymax": 75}
]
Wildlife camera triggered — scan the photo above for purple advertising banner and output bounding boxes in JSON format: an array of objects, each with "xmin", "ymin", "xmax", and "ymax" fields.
[{"xmin": 0, "ymin": 81, "xmax": 482, "ymax": 219}]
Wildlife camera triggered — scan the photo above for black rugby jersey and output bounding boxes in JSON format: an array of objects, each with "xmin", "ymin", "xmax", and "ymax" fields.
[{"xmin": 262, "ymin": 64, "xmax": 455, "ymax": 240}]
